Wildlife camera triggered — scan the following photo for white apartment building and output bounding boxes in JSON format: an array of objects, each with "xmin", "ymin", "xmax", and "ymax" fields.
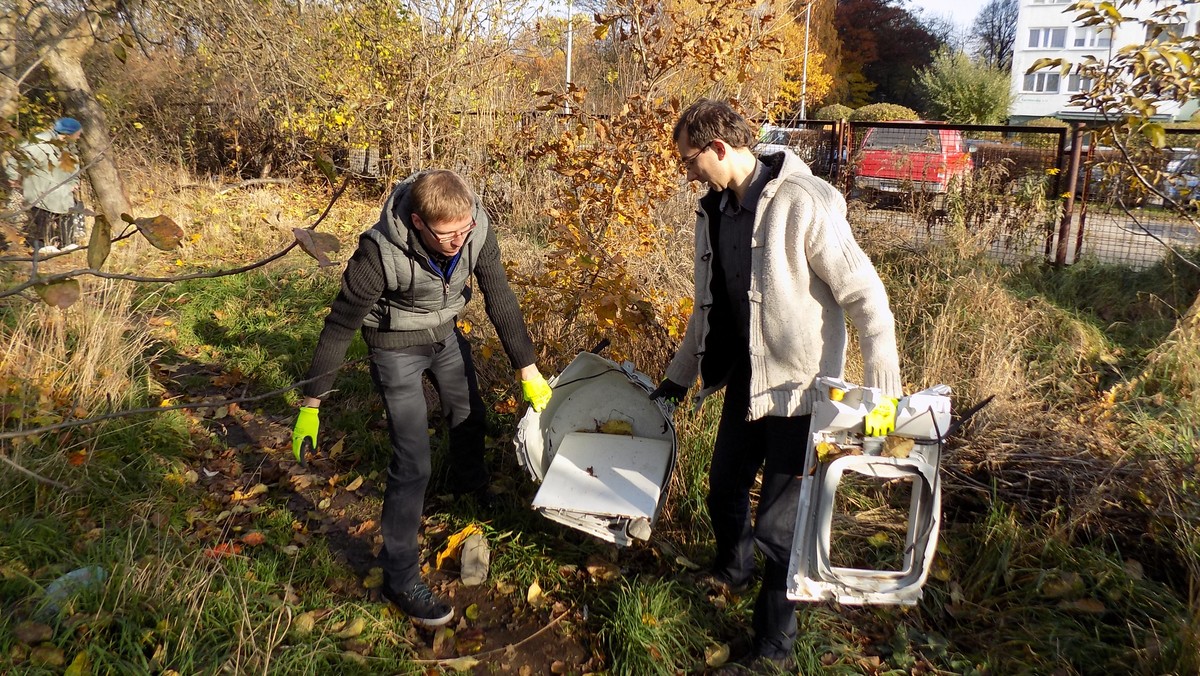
[{"xmin": 1009, "ymin": 0, "xmax": 1200, "ymax": 122}]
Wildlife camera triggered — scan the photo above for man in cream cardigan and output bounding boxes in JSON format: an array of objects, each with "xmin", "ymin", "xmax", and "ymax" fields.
[{"xmin": 651, "ymin": 99, "xmax": 903, "ymax": 671}]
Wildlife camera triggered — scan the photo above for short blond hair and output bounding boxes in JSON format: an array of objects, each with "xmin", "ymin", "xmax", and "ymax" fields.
[{"xmin": 410, "ymin": 170, "xmax": 474, "ymax": 226}]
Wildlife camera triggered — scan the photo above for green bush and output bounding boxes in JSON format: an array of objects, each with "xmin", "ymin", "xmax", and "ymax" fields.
[
  {"xmin": 1023, "ymin": 117, "xmax": 1069, "ymax": 148},
  {"xmin": 850, "ymin": 103, "xmax": 919, "ymax": 122},
  {"xmin": 814, "ymin": 103, "xmax": 854, "ymax": 121}
]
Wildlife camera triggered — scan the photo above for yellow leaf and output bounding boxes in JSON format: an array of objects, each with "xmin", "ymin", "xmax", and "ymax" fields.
[
  {"xmin": 527, "ymin": 580, "xmax": 546, "ymax": 607},
  {"xmin": 332, "ymin": 616, "xmax": 365, "ymax": 639},
  {"xmin": 437, "ymin": 524, "xmax": 484, "ymax": 569},
  {"xmin": 345, "ymin": 476, "xmax": 364, "ymax": 492},
  {"xmin": 292, "ymin": 611, "xmax": 318, "ymax": 637},
  {"xmin": 363, "ymin": 567, "xmax": 384, "ymax": 589},
  {"xmin": 867, "ymin": 532, "xmax": 890, "ymax": 547}
]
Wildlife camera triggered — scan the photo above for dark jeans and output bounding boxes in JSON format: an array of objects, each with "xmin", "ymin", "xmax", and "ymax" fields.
[
  {"xmin": 369, "ymin": 330, "xmax": 488, "ymax": 592},
  {"xmin": 708, "ymin": 355, "xmax": 811, "ymax": 660},
  {"xmin": 27, "ymin": 207, "xmax": 62, "ymax": 248}
]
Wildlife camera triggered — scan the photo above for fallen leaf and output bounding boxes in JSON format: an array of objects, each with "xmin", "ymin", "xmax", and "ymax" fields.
[
  {"xmin": 1041, "ymin": 572, "xmax": 1082, "ymax": 599},
  {"xmin": 341, "ymin": 651, "xmax": 367, "ymax": 666},
  {"xmin": 597, "ymin": 419, "xmax": 633, "ymax": 435},
  {"xmin": 705, "ymin": 642, "xmax": 730, "ymax": 667},
  {"xmin": 495, "ymin": 580, "xmax": 516, "ymax": 595},
  {"xmin": 292, "ymin": 610, "xmax": 318, "ymax": 637},
  {"xmin": 64, "ymin": 650, "xmax": 91, "ymax": 676},
  {"xmin": 867, "ymin": 532, "xmax": 891, "ymax": 547},
  {"xmin": 204, "ymin": 542, "xmax": 242, "ymax": 559},
  {"xmin": 437, "ymin": 523, "xmax": 483, "ymax": 570},
  {"xmin": 14, "ymin": 621, "xmax": 53, "ymax": 644},
  {"xmin": 363, "ymin": 567, "xmax": 384, "ymax": 589},
  {"xmin": 332, "ymin": 616, "xmax": 365, "ymax": 639},
  {"xmin": 433, "ymin": 627, "xmax": 456, "ymax": 657},
  {"xmin": 551, "ymin": 660, "xmax": 567, "ymax": 674},
  {"xmin": 241, "ymin": 532, "xmax": 267, "ymax": 547},
  {"xmin": 527, "ymin": 580, "xmax": 546, "ymax": 608},
  {"xmin": 675, "ymin": 554, "xmax": 701, "ymax": 571},
  {"xmin": 882, "ymin": 436, "xmax": 914, "ymax": 458},
  {"xmin": 585, "ymin": 557, "xmax": 621, "ymax": 582},
  {"xmin": 67, "ymin": 451, "xmax": 88, "ymax": 466},
  {"xmin": 281, "ymin": 545, "xmax": 300, "ymax": 556},
  {"xmin": 29, "ymin": 645, "xmax": 66, "ymax": 667},
  {"xmin": 464, "ymin": 603, "xmax": 479, "ymax": 621},
  {"xmin": 345, "ymin": 476, "xmax": 364, "ymax": 492},
  {"xmin": 232, "ymin": 484, "xmax": 268, "ymax": 501}
]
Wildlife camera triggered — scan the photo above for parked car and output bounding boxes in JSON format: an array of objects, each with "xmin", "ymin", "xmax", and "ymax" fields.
[
  {"xmin": 853, "ymin": 126, "xmax": 973, "ymax": 197},
  {"xmin": 756, "ymin": 126, "xmax": 805, "ymax": 155},
  {"xmin": 1161, "ymin": 150, "xmax": 1199, "ymax": 207}
]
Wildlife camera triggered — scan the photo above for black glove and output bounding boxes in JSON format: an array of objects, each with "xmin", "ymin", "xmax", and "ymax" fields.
[{"xmin": 649, "ymin": 379, "xmax": 688, "ymax": 404}]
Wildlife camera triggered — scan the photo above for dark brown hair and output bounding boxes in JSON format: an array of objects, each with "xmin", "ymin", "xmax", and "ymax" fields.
[{"xmin": 672, "ymin": 99, "xmax": 756, "ymax": 150}]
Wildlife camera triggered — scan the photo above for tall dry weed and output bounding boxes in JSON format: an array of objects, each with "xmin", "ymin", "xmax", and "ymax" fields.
[{"xmin": 1, "ymin": 281, "xmax": 153, "ymax": 418}]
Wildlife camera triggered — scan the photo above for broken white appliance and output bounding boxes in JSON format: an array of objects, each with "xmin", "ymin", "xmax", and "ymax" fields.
[
  {"xmin": 788, "ymin": 377, "xmax": 953, "ymax": 605},
  {"xmin": 514, "ymin": 351, "xmax": 677, "ymax": 546}
]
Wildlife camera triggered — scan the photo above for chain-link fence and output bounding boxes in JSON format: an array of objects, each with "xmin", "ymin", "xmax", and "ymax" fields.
[
  {"xmin": 763, "ymin": 120, "xmax": 1199, "ymax": 270},
  {"xmin": 1073, "ymin": 128, "xmax": 1200, "ymax": 268}
]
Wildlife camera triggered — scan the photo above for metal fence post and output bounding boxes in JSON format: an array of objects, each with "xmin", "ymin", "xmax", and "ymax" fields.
[{"xmin": 1055, "ymin": 123, "xmax": 1085, "ymax": 266}]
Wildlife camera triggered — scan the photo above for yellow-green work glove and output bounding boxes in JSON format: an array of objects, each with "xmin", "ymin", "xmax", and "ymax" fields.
[
  {"xmin": 292, "ymin": 406, "xmax": 320, "ymax": 465},
  {"xmin": 521, "ymin": 374, "xmax": 552, "ymax": 412},
  {"xmin": 863, "ymin": 397, "xmax": 898, "ymax": 437}
]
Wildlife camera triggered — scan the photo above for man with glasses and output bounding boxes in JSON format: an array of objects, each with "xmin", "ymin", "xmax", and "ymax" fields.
[
  {"xmin": 650, "ymin": 100, "xmax": 902, "ymax": 672},
  {"xmin": 292, "ymin": 169, "xmax": 552, "ymax": 628}
]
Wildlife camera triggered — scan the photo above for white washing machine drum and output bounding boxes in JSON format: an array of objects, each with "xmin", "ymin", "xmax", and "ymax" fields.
[{"xmin": 514, "ymin": 352, "xmax": 677, "ymax": 546}]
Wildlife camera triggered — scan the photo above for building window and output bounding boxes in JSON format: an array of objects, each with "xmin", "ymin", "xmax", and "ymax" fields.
[
  {"xmin": 1066, "ymin": 74, "xmax": 1094, "ymax": 92},
  {"xmin": 1023, "ymin": 72, "xmax": 1061, "ymax": 93},
  {"xmin": 1073, "ymin": 27, "xmax": 1111, "ymax": 48},
  {"xmin": 1146, "ymin": 22, "xmax": 1186, "ymax": 43},
  {"xmin": 1028, "ymin": 27, "xmax": 1067, "ymax": 49}
]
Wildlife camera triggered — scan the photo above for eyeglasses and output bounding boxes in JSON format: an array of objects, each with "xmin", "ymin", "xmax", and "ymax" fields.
[
  {"xmin": 425, "ymin": 218, "xmax": 477, "ymax": 244},
  {"xmin": 679, "ymin": 142, "xmax": 713, "ymax": 171}
]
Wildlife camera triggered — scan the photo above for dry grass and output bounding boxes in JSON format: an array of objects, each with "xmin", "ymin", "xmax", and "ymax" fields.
[{"xmin": 1, "ymin": 280, "xmax": 152, "ymax": 416}]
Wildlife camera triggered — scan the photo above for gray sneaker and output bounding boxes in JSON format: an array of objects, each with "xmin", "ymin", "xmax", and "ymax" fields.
[{"xmin": 384, "ymin": 581, "xmax": 454, "ymax": 627}]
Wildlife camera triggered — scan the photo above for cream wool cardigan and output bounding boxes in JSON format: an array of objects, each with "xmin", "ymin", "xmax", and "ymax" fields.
[{"xmin": 665, "ymin": 149, "xmax": 903, "ymax": 420}]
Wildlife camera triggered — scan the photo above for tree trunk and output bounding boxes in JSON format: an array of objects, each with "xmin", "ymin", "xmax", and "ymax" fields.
[
  {"xmin": 26, "ymin": 5, "xmax": 130, "ymax": 226},
  {"xmin": 0, "ymin": 3, "xmax": 18, "ymax": 120}
]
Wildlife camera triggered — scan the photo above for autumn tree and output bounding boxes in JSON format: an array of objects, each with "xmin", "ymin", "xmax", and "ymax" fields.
[
  {"xmin": 505, "ymin": 0, "xmax": 784, "ymax": 367},
  {"xmin": 833, "ymin": 0, "xmax": 944, "ymax": 109},
  {"xmin": 970, "ymin": 0, "xmax": 1018, "ymax": 71}
]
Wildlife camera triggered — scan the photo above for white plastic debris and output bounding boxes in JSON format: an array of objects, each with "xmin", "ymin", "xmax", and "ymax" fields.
[
  {"xmin": 787, "ymin": 378, "xmax": 952, "ymax": 605},
  {"xmin": 514, "ymin": 352, "xmax": 677, "ymax": 546}
]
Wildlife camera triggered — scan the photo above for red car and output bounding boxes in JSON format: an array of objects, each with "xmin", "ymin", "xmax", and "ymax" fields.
[{"xmin": 853, "ymin": 126, "xmax": 973, "ymax": 198}]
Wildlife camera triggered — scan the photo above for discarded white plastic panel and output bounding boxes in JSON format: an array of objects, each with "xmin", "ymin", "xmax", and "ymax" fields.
[
  {"xmin": 788, "ymin": 378, "xmax": 952, "ymax": 605},
  {"xmin": 515, "ymin": 352, "xmax": 677, "ymax": 546}
]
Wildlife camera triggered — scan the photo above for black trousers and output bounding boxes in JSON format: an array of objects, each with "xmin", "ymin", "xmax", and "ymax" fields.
[
  {"xmin": 369, "ymin": 330, "xmax": 488, "ymax": 593},
  {"xmin": 708, "ymin": 353, "xmax": 811, "ymax": 660}
]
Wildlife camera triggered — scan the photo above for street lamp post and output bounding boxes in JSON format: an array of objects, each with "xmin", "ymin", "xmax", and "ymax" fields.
[
  {"xmin": 565, "ymin": 0, "xmax": 574, "ymax": 115},
  {"xmin": 800, "ymin": 0, "xmax": 812, "ymax": 120}
]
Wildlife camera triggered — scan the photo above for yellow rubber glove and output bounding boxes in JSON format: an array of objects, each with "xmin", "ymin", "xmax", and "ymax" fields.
[
  {"xmin": 292, "ymin": 406, "xmax": 320, "ymax": 465},
  {"xmin": 521, "ymin": 374, "xmax": 553, "ymax": 412},
  {"xmin": 863, "ymin": 397, "xmax": 898, "ymax": 437}
]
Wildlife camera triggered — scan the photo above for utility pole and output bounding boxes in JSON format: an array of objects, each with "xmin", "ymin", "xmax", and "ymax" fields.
[{"xmin": 800, "ymin": 0, "xmax": 812, "ymax": 120}]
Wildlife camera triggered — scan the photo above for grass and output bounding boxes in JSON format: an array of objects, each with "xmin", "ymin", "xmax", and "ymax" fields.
[{"xmin": 3, "ymin": 177, "xmax": 1200, "ymax": 674}]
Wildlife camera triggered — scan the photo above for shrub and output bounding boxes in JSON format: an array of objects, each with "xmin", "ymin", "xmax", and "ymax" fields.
[
  {"xmin": 814, "ymin": 103, "xmax": 854, "ymax": 121},
  {"xmin": 1022, "ymin": 117, "xmax": 1069, "ymax": 148},
  {"xmin": 850, "ymin": 103, "xmax": 919, "ymax": 122}
]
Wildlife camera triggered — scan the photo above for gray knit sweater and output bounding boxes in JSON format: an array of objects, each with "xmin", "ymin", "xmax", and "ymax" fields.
[{"xmin": 665, "ymin": 149, "xmax": 902, "ymax": 420}]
